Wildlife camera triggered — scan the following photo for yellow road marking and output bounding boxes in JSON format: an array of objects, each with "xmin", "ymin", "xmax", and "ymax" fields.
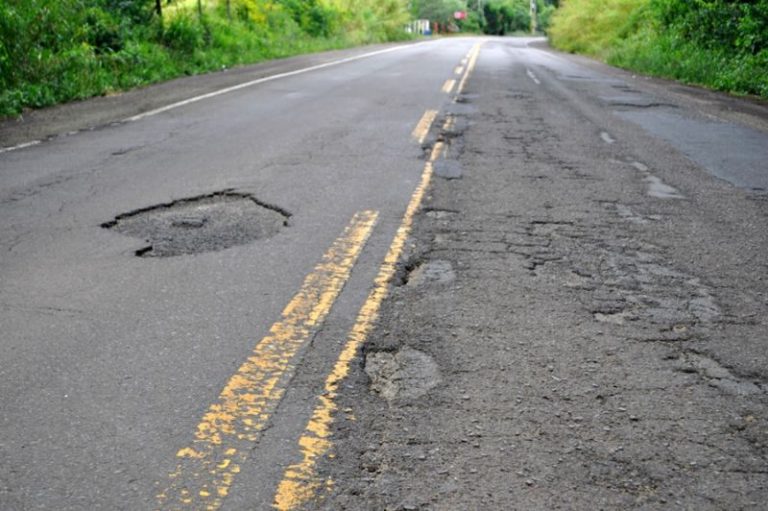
[
  {"xmin": 273, "ymin": 121, "xmax": 455, "ymax": 510},
  {"xmin": 155, "ymin": 210, "xmax": 379, "ymax": 511},
  {"xmin": 444, "ymin": 116, "xmax": 456, "ymax": 134},
  {"xmin": 457, "ymin": 42, "xmax": 483, "ymax": 96},
  {"xmin": 411, "ymin": 109, "xmax": 438, "ymax": 144},
  {"xmin": 442, "ymin": 79, "xmax": 457, "ymax": 94}
]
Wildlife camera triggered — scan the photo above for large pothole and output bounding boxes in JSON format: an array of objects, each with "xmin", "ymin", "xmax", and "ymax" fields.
[{"xmin": 102, "ymin": 191, "xmax": 290, "ymax": 257}]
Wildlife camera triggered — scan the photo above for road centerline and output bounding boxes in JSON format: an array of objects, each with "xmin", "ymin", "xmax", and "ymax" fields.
[
  {"xmin": 412, "ymin": 110, "xmax": 439, "ymax": 144},
  {"xmin": 457, "ymin": 42, "xmax": 483, "ymax": 96},
  {"xmin": 155, "ymin": 210, "xmax": 379, "ymax": 510},
  {"xmin": 272, "ymin": 122, "xmax": 455, "ymax": 510}
]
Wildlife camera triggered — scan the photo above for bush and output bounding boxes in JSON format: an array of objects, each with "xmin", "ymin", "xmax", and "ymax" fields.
[
  {"xmin": 162, "ymin": 13, "xmax": 204, "ymax": 53},
  {"xmin": 0, "ymin": 0, "xmax": 413, "ymax": 117},
  {"xmin": 84, "ymin": 7, "xmax": 124, "ymax": 53},
  {"xmin": 537, "ymin": 2, "xmax": 556, "ymax": 33},
  {"xmin": 484, "ymin": 0, "xmax": 531, "ymax": 35},
  {"xmin": 549, "ymin": 0, "xmax": 768, "ymax": 98}
]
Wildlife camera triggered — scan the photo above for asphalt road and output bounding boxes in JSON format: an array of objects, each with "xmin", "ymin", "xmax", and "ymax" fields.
[{"xmin": 2, "ymin": 37, "xmax": 767, "ymax": 511}]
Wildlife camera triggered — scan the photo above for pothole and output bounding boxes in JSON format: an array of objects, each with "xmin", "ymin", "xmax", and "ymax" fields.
[
  {"xmin": 102, "ymin": 191, "xmax": 290, "ymax": 257},
  {"xmin": 680, "ymin": 352, "xmax": 765, "ymax": 396},
  {"xmin": 434, "ymin": 160, "xmax": 463, "ymax": 179},
  {"xmin": 601, "ymin": 95, "xmax": 676, "ymax": 109},
  {"xmin": 424, "ymin": 208, "xmax": 459, "ymax": 219},
  {"xmin": 406, "ymin": 260, "xmax": 456, "ymax": 287},
  {"xmin": 365, "ymin": 347, "xmax": 441, "ymax": 403}
]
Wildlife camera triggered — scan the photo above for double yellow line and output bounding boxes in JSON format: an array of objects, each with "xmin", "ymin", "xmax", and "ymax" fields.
[
  {"xmin": 457, "ymin": 42, "xmax": 483, "ymax": 96},
  {"xmin": 156, "ymin": 211, "xmax": 379, "ymax": 510},
  {"xmin": 274, "ymin": 41, "xmax": 484, "ymax": 510},
  {"xmin": 155, "ymin": 39, "xmax": 484, "ymax": 511},
  {"xmin": 273, "ymin": 133, "xmax": 449, "ymax": 511}
]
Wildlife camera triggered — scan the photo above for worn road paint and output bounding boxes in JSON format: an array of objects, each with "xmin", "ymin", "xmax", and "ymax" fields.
[
  {"xmin": 272, "ymin": 127, "xmax": 453, "ymax": 510},
  {"xmin": 155, "ymin": 210, "xmax": 379, "ymax": 511},
  {"xmin": 412, "ymin": 110, "xmax": 439, "ymax": 144},
  {"xmin": 526, "ymin": 68, "xmax": 541, "ymax": 85},
  {"xmin": 457, "ymin": 42, "xmax": 483, "ymax": 96},
  {"xmin": 0, "ymin": 139, "xmax": 42, "ymax": 155},
  {"xmin": 600, "ymin": 131, "xmax": 616, "ymax": 144},
  {"xmin": 442, "ymin": 79, "xmax": 457, "ymax": 94},
  {"xmin": 645, "ymin": 175, "xmax": 685, "ymax": 199},
  {"xmin": 455, "ymin": 66, "xmax": 465, "ymax": 75},
  {"xmin": 443, "ymin": 116, "xmax": 456, "ymax": 135}
]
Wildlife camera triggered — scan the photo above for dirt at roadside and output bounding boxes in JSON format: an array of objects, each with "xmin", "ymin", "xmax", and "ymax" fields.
[{"xmin": 309, "ymin": 49, "xmax": 768, "ymax": 510}]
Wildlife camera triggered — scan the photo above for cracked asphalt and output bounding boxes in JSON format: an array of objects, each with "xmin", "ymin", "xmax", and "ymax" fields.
[
  {"xmin": 309, "ymin": 40, "xmax": 768, "ymax": 510},
  {"xmin": 1, "ymin": 37, "xmax": 767, "ymax": 510}
]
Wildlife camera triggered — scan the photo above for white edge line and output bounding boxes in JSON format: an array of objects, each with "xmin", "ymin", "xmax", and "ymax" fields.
[
  {"xmin": 0, "ymin": 41, "xmax": 434, "ymax": 154},
  {"xmin": 0, "ymin": 140, "xmax": 42, "ymax": 155},
  {"xmin": 125, "ymin": 43, "xmax": 430, "ymax": 122},
  {"xmin": 526, "ymin": 68, "xmax": 541, "ymax": 85}
]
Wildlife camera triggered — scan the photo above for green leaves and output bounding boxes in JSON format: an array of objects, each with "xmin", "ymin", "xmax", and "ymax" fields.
[
  {"xmin": 483, "ymin": 0, "xmax": 531, "ymax": 35},
  {"xmin": 549, "ymin": 0, "xmax": 768, "ymax": 98},
  {"xmin": 0, "ymin": 0, "xmax": 414, "ymax": 117}
]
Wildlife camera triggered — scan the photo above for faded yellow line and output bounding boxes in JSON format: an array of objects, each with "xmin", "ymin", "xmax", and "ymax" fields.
[
  {"xmin": 411, "ymin": 109, "xmax": 438, "ymax": 144},
  {"xmin": 155, "ymin": 210, "xmax": 379, "ymax": 511},
  {"xmin": 444, "ymin": 116, "xmax": 456, "ymax": 134},
  {"xmin": 442, "ymin": 79, "xmax": 457, "ymax": 94},
  {"xmin": 456, "ymin": 41, "xmax": 483, "ymax": 96},
  {"xmin": 273, "ymin": 124, "xmax": 453, "ymax": 510}
]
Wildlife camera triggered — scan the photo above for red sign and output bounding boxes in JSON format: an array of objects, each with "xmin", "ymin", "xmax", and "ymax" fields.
[{"xmin": 454, "ymin": 11, "xmax": 467, "ymax": 20}]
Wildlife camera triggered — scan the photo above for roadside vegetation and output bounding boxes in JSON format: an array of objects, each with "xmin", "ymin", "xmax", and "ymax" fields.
[
  {"xmin": 413, "ymin": 0, "xmax": 558, "ymax": 36},
  {"xmin": 0, "ymin": 0, "xmax": 566, "ymax": 117},
  {"xmin": 549, "ymin": 0, "xmax": 768, "ymax": 98},
  {"xmin": 0, "ymin": 0, "xmax": 411, "ymax": 117}
]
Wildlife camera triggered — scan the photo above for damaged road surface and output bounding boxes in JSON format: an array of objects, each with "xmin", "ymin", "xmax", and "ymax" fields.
[
  {"xmin": 306, "ymin": 39, "xmax": 768, "ymax": 510},
  {"xmin": 2, "ymin": 37, "xmax": 768, "ymax": 510},
  {"xmin": 102, "ymin": 191, "xmax": 290, "ymax": 257}
]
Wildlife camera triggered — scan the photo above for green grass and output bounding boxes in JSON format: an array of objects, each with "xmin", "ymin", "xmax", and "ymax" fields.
[
  {"xmin": 0, "ymin": 0, "xmax": 413, "ymax": 118},
  {"xmin": 610, "ymin": 31, "xmax": 768, "ymax": 98},
  {"xmin": 548, "ymin": 0, "xmax": 768, "ymax": 99}
]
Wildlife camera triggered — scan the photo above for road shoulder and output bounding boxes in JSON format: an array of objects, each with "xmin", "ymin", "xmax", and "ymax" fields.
[{"xmin": 0, "ymin": 42, "xmax": 417, "ymax": 151}]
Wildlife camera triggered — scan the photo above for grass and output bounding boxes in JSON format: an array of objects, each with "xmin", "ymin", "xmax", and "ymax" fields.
[
  {"xmin": 548, "ymin": 0, "xmax": 768, "ymax": 99},
  {"xmin": 0, "ymin": 0, "xmax": 413, "ymax": 118},
  {"xmin": 610, "ymin": 31, "xmax": 768, "ymax": 98}
]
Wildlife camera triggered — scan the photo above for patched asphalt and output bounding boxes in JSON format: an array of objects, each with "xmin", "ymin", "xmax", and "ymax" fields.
[{"xmin": 312, "ymin": 38, "xmax": 768, "ymax": 510}]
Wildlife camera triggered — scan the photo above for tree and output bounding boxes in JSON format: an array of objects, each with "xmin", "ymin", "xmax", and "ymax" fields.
[
  {"xmin": 483, "ymin": 0, "xmax": 530, "ymax": 35},
  {"xmin": 413, "ymin": 0, "xmax": 468, "ymax": 25}
]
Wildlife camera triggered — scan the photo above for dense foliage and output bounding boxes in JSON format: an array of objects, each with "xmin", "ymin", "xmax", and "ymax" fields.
[
  {"xmin": 0, "ymin": 0, "xmax": 411, "ymax": 117},
  {"xmin": 410, "ymin": 0, "xmax": 557, "ymax": 34},
  {"xmin": 549, "ymin": 0, "xmax": 768, "ymax": 98}
]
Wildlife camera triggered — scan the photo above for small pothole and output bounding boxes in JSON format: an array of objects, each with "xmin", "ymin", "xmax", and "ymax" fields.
[
  {"xmin": 424, "ymin": 208, "xmax": 459, "ymax": 219},
  {"xmin": 365, "ymin": 347, "xmax": 441, "ymax": 403},
  {"xmin": 406, "ymin": 260, "xmax": 456, "ymax": 287},
  {"xmin": 102, "ymin": 191, "xmax": 290, "ymax": 257},
  {"xmin": 434, "ymin": 160, "xmax": 463, "ymax": 179}
]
